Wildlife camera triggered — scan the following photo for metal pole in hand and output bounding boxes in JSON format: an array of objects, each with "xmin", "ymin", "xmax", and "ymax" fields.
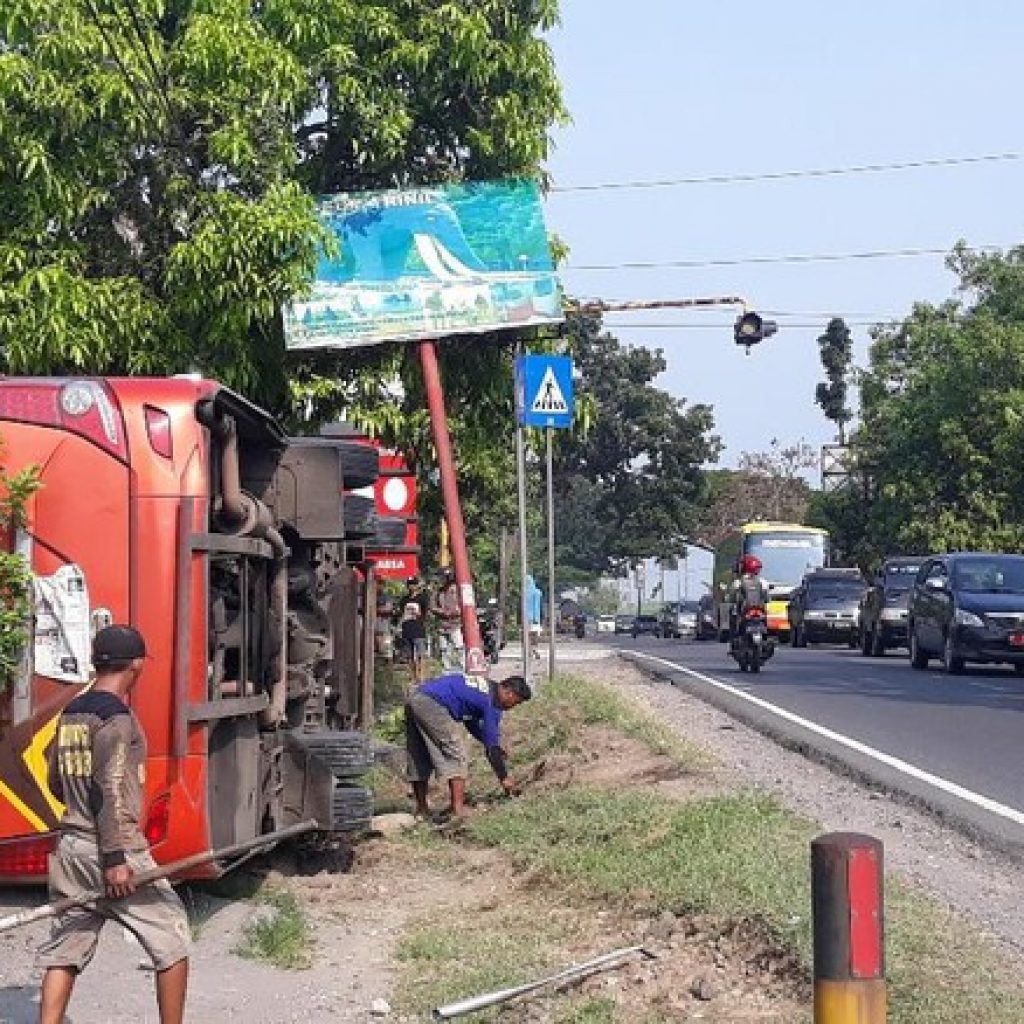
[{"xmin": 546, "ymin": 426, "xmax": 556, "ymax": 680}]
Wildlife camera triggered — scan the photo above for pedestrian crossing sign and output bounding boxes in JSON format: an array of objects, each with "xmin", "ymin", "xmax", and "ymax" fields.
[{"xmin": 515, "ymin": 354, "xmax": 575, "ymax": 428}]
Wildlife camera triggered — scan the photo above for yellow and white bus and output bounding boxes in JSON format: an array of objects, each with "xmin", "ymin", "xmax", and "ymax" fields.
[{"xmin": 713, "ymin": 521, "xmax": 829, "ymax": 638}]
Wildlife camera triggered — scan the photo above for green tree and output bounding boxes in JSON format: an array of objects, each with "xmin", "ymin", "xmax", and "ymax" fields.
[
  {"xmin": 852, "ymin": 245, "xmax": 1024, "ymax": 556},
  {"xmin": 815, "ymin": 317, "xmax": 854, "ymax": 444},
  {"xmin": 692, "ymin": 443, "xmax": 818, "ymax": 548},
  {"xmin": 0, "ymin": 0, "xmax": 566, "ymax": 416},
  {"xmin": 0, "ymin": 445, "xmax": 40, "ymax": 695},
  {"xmin": 551, "ymin": 311, "xmax": 722, "ymax": 575}
]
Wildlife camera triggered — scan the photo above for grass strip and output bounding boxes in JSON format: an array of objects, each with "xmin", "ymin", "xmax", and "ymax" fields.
[
  {"xmin": 234, "ymin": 886, "xmax": 312, "ymax": 970},
  {"xmin": 508, "ymin": 674, "xmax": 710, "ymax": 768},
  {"xmin": 468, "ymin": 785, "xmax": 1024, "ymax": 1023},
  {"xmin": 395, "ymin": 899, "xmax": 582, "ymax": 1020},
  {"xmin": 470, "ymin": 787, "xmax": 814, "ymax": 952}
]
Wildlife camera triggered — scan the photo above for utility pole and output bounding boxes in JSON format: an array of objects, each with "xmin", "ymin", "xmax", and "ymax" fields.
[{"xmin": 546, "ymin": 427, "xmax": 556, "ymax": 680}]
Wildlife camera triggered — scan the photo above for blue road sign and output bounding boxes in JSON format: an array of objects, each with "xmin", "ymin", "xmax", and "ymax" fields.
[{"xmin": 515, "ymin": 355, "xmax": 575, "ymax": 429}]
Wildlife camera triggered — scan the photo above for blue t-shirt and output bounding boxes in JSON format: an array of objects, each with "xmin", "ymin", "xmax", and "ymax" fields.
[{"xmin": 421, "ymin": 672, "xmax": 503, "ymax": 749}]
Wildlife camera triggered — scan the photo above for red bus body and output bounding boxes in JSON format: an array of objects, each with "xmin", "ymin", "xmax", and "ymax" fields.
[{"xmin": 0, "ymin": 378, "xmax": 374, "ymax": 882}]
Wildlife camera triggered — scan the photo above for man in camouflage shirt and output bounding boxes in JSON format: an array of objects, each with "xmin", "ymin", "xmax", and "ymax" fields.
[{"xmin": 37, "ymin": 625, "xmax": 189, "ymax": 1024}]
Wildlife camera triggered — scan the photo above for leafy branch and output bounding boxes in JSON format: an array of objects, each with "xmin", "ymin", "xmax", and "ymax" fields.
[{"xmin": 0, "ymin": 444, "xmax": 40, "ymax": 693}]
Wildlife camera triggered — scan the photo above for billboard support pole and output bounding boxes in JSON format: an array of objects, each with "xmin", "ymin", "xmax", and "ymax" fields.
[
  {"xmin": 418, "ymin": 340, "xmax": 486, "ymax": 675},
  {"xmin": 515, "ymin": 342, "xmax": 532, "ymax": 684}
]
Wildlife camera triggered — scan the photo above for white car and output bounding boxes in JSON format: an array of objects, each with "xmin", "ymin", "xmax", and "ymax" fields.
[{"xmin": 596, "ymin": 614, "xmax": 616, "ymax": 633}]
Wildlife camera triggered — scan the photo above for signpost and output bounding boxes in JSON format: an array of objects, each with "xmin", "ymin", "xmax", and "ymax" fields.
[{"xmin": 516, "ymin": 355, "xmax": 575, "ymax": 682}]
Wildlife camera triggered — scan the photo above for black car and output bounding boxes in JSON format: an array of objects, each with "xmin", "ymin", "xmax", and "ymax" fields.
[
  {"xmin": 695, "ymin": 593, "xmax": 718, "ymax": 641},
  {"xmin": 908, "ymin": 552, "xmax": 1024, "ymax": 674},
  {"xmin": 631, "ymin": 614, "xmax": 660, "ymax": 638},
  {"xmin": 859, "ymin": 556, "xmax": 925, "ymax": 656},
  {"xmin": 614, "ymin": 614, "xmax": 634, "ymax": 635},
  {"xmin": 788, "ymin": 568, "xmax": 867, "ymax": 647},
  {"xmin": 657, "ymin": 601, "xmax": 700, "ymax": 639}
]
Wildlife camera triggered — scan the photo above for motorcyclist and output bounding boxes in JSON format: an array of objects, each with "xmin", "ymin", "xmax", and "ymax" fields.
[{"xmin": 730, "ymin": 554, "xmax": 769, "ymax": 639}]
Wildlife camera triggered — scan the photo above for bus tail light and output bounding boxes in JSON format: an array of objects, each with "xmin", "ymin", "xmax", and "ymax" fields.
[
  {"xmin": 0, "ymin": 379, "xmax": 128, "ymax": 461},
  {"xmin": 0, "ymin": 833, "xmax": 56, "ymax": 877},
  {"xmin": 144, "ymin": 793, "xmax": 171, "ymax": 848}
]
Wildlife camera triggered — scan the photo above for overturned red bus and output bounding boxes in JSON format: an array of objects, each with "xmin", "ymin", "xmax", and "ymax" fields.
[{"xmin": 0, "ymin": 377, "xmax": 379, "ymax": 882}]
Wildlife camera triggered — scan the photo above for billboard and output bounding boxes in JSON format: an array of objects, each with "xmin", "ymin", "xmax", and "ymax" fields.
[{"xmin": 284, "ymin": 179, "xmax": 562, "ymax": 351}]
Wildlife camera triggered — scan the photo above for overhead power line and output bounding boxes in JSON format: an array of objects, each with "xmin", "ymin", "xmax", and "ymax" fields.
[
  {"xmin": 566, "ymin": 242, "xmax": 1014, "ymax": 273},
  {"xmin": 552, "ymin": 151, "xmax": 1023, "ymax": 194},
  {"xmin": 602, "ymin": 321, "xmax": 887, "ymax": 330}
]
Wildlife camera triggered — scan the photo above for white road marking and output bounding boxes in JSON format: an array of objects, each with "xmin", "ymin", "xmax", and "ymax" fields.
[{"xmin": 630, "ymin": 651, "xmax": 1024, "ymax": 828}]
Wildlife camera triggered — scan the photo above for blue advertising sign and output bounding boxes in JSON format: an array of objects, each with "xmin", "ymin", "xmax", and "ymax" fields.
[
  {"xmin": 284, "ymin": 180, "xmax": 563, "ymax": 351},
  {"xmin": 515, "ymin": 355, "xmax": 574, "ymax": 429}
]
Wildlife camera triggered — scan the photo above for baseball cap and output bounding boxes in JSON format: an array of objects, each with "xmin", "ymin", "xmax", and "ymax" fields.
[{"xmin": 92, "ymin": 625, "xmax": 148, "ymax": 666}]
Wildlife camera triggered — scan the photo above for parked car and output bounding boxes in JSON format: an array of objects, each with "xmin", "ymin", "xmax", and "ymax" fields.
[
  {"xmin": 789, "ymin": 568, "xmax": 867, "ymax": 647},
  {"xmin": 908, "ymin": 552, "xmax": 1024, "ymax": 674},
  {"xmin": 595, "ymin": 614, "xmax": 616, "ymax": 634},
  {"xmin": 631, "ymin": 614, "xmax": 660, "ymax": 638},
  {"xmin": 658, "ymin": 600, "xmax": 700, "ymax": 639},
  {"xmin": 695, "ymin": 593, "xmax": 718, "ymax": 641},
  {"xmin": 859, "ymin": 556, "xmax": 925, "ymax": 656},
  {"xmin": 614, "ymin": 614, "xmax": 635, "ymax": 634}
]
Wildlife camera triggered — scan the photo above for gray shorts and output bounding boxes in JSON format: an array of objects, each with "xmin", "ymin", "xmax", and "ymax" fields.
[
  {"xmin": 405, "ymin": 691, "xmax": 467, "ymax": 782},
  {"xmin": 404, "ymin": 636, "xmax": 427, "ymax": 659},
  {"xmin": 37, "ymin": 834, "xmax": 190, "ymax": 973}
]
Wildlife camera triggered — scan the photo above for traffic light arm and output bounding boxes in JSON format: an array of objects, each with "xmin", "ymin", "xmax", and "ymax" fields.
[
  {"xmin": 576, "ymin": 296, "xmax": 750, "ymax": 314},
  {"xmin": 571, "ymin": 296, "xmax": 778, "ymax": 351}
]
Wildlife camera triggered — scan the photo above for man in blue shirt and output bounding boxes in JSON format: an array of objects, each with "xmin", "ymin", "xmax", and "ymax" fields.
[{"xmin": 405, "ymin": 672, "xmax": 532, "ymax": 820}]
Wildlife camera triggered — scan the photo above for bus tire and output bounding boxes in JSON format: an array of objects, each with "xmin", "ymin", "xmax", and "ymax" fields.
[{"xmin": 332, "ymin": 784, "xmax": 374, "ymax": 833}]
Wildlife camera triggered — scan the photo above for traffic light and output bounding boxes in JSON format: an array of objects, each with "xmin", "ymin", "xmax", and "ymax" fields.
[{"xmin": 734, "ymin": 311, "xmax": 778, "ymax": 350}]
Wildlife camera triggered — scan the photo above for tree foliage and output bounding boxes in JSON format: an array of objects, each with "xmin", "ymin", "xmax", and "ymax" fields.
[
  {"xmin": 692, "ymin": 442, "xmax": 818, "ymax": 548},
  {"xmin": 551, "ymin": 312, "xmax": 721, "ymax": 575},
  {"xmin": 0, "ymin": 445, "xmax": 40, "ymax": 694},
  {"xmin": 0, "ymin": 0, "xmax": 566, "ymax": 414},
  {"xmin": 840, "ymin": 244, "xmax": 1024, "ymax": 558},
  {"xmin": 814, "ymin": 317, "xmax": 854, "ymax": 443}
]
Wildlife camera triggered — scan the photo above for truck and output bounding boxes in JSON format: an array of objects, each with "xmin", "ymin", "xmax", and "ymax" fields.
[{"xmin": 0, "ymin": 376, "xmax": 385, "ymax": 882}]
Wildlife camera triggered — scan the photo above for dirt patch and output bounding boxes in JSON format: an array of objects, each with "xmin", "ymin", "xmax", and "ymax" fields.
[
  {"xmin": 523, "ymin": 723, "xmax": 719, "ymax": 803},
  {"xmin": 0, "ymin": 836, "xmax": 504, "ymax": 1024}
]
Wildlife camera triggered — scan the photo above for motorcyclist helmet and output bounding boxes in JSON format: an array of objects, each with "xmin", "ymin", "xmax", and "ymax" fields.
[{"xmin": 739, "ymin": 555, "xmax": 762, "ymax": 576}]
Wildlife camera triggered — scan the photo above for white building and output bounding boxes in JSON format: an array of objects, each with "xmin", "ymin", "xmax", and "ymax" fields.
[{"xmin": 602, "ymin": 548, "xmax": 714, "ymax": 612}]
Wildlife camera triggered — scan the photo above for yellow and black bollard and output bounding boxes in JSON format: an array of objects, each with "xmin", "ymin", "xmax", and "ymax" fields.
[{"xmin": 812, "ymin": 832, "xmax": 886, "ymax": 1023}]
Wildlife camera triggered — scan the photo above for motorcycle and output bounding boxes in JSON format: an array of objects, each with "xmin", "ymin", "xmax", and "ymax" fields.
[{"xmin": 729, "ymin": 606, "xmax": 775, "ymax": 673}]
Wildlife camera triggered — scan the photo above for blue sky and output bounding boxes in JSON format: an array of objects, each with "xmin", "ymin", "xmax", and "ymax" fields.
[{"xmin": 544, "ymin": 1, "xmax": 1024, "ymax": 469}]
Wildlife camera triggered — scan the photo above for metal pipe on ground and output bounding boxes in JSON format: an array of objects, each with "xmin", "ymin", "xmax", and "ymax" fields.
[
  {"xmin": 0, "ymin": 820, "xmax": 319, "ymax": 935},
  {"xmin": 812, "ymin": 832, "xmax": 887, "ymax": 1023},
  {"xmin": 433, "ymin": 945, "xmax": 650, "ymax": 1020}
]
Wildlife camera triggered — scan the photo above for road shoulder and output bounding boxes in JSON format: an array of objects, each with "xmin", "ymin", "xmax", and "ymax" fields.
[{"xmin": 602, "ymin": 653, "xmax": 1024, "ymax": 962}]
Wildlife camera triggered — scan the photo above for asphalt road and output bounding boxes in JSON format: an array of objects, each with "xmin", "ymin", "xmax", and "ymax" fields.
[{"xmin": 597, "ymin": 630, "xmax": 1024, "ymax": 848}]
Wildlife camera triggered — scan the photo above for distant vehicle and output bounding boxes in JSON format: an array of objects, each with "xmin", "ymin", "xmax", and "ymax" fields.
[
  {"xmin": 712, "ymin": 522, "xmax": 829, "ymax": 640},
  {"xmin": 859, "ymin": 557, "xmax": 925, "ymax": 656},
  {"xmin": 695, "ymin": 594, "xmax": 718, "ymax": 641},
  {"xmin": 596, "ymin": 614, "xmax": 616, "ymax": 634},
  {"xmin": 631, "ymin": 614, "xmax": 660, "ymax": 638},
  {"xmin": 908, "ymin": 553, "xmax": 1024, "ymax": 675},
  {"xmin": 614, "ymin": 614, "xmax": 634, "ymax": 634},
  {"xmin": 789, "ymin": 568, "xmax": 867, "ymax": 647},
  {"xmin": 658, "ymin": 600, "xmax": 700, "ymax": 639}
]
